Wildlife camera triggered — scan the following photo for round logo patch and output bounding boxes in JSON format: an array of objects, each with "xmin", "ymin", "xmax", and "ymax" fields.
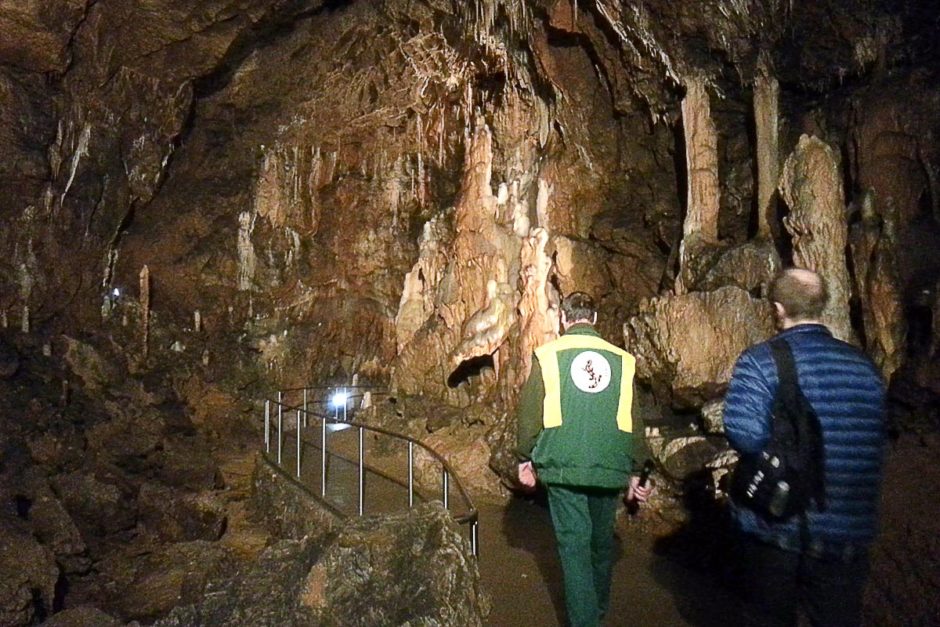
[{"xmin": 570, "ymin": 351, "xmax": 611, "ymax": 393}]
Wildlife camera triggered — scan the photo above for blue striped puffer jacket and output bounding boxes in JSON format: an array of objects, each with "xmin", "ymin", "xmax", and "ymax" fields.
[{"xmin": 723, "ymin": 323, "xmax": 887, "ymax": 553}]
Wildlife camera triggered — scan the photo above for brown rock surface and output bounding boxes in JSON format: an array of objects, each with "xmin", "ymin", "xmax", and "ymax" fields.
[
  {"xmin": 624, "ymin": 286, "xmax": 775, "ymax": 407},
  {"xmin": 779, "ymin": 135, "xmax": 855, "ymax": 342},
  {"xmin": 0, "ymin": 519, "xmax": 58, "ymax": 626}
]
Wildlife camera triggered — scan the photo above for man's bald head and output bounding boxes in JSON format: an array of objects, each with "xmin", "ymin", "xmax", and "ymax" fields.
[{"xmin": 769, "ymin": 268, "xmax": 829, "ymax": 322}]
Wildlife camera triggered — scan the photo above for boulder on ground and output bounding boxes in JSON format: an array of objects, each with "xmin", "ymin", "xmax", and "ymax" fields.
[
  {"xmin": 0, "ymin": 518, "xmax": 58, "ymax": 626},
  {"xmin": 137, "ymin": 483, "xmax": 226, "ymax": 542},
  {"xmin": 40, "ymin": 606, "xmax": 122, "ymax": 627},
  {"xmin": 303, "ymin": 501, "xmax": 489, "ymax": 626}
]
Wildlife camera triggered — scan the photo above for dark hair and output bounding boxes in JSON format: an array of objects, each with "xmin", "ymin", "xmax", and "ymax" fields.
[
  {"xmin": 561, "ymin": 292, "xmax": 596, "ymax": 323},
  {"xmin": 769, "ymin": 269, "xmax": 829, "ymax": 320}
]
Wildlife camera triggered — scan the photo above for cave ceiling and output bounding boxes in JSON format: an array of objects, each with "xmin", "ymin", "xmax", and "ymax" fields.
[{"xmin": 1, "ymin": 0, "xmax": 938, "ymax": 407}]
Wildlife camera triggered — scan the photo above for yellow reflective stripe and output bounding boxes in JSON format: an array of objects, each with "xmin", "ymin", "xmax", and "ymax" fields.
[
  {"xmin": 534, "ymin": 335, "xmax": 636, "ymax": 432},
  {"xmin": 617, "ymin": 354, "xmax": 635, "ymax": 433},
  {"xmin": 535, "ymin": 343, "xmax": 563, "ymax": 428}
]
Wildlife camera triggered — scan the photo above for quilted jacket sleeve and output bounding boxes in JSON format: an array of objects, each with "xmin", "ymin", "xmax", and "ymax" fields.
[{"xmin": 722, "ymin": 348, "xmax": 774, "ymax": 455}]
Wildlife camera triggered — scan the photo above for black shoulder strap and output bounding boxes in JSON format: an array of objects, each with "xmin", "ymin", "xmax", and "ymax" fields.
[
  {"xmin": 768, "ymin": 338, "xmax": 799, "ymax": 407},
  {"xmin": 768, "ymin": 337, "xmax": 827, "ymax": 514}
]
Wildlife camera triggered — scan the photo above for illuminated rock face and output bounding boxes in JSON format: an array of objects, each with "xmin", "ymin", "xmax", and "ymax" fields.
[
  {"xmin": 779, "ymin": 135, "xmax": 855, "ymax": 343},
  {"xmin": 624, "ymin": 286, "xmax": 776, "ymax": 408}
]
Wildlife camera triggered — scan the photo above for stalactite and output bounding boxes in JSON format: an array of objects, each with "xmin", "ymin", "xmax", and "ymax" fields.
[
  {"xmin": 236, "ymin": 211, "xmax": 257, "ymax": 292},
  {"xmin": 754, "ymin": 62, "xmax": 780, "ymax": 240},
  {"xmin": 140, "ymin": 265, "xmax": 150, "ymax": 358},
  {"xmin": 676, "ymin": 75, "xmax": 721, "ymax": 294},
  {"xmin": 513, "ymin": 227, "xmax": 559, "ymax": 393},
  {"xmin": 779, "ymin": 135, "xmax": 855, "ymax": 343},
  {"xmin": 536, "ymin": 178, "xmax": 552, "ymax": 228}
]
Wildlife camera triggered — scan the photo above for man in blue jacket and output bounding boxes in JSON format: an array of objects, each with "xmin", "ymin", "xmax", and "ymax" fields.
[{"xmin": 723, "ymin": 268, "xmax": 887, "ymax": 626}]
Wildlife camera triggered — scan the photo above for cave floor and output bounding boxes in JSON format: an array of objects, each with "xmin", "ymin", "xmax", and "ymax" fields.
[
  {"xmin": 477, "ymin": 497, "xmax": 744, "ymax": 627},
  {"xmin": 263, "ymin": 424, "xmax": 940, "ymax": 625},
  {"xmin": 273, "ymin": 425, "xmax": 744, "ymax": 625}
]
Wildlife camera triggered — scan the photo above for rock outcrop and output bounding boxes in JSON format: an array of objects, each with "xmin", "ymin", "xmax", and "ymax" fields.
[{"xmin": 624, "ymin": 286, "xmax": 776, "ymax": 407}]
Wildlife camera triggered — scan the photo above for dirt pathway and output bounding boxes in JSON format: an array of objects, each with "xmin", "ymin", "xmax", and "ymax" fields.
[
  {"xmin": 263, "ymin": 425, "xmax": 745, "ymax": 625},
  {"xmin": 477, "ymin": 495, "xmax": 743, "ymax": 626}
]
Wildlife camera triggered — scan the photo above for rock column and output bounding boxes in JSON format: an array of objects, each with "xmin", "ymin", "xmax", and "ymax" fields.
[
  {"xmin": 754, "ymin": 66, "xmax": 780, "ymax": 240},
  {"xmin": 677, "ymin": 75, "xmax": 720, "ymax": 293},
  {"xmin": 779, "ymin": 135, "xmax": 854, "ymax": 342}
]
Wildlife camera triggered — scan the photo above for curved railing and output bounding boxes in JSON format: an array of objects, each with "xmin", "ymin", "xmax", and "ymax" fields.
[{"xmin": 260, "ymin": 385, "xmax": 479, "ymax": 556}]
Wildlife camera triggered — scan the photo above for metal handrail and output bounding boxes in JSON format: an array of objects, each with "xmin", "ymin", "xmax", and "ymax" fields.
[{"xmin": 261, "ymin": 388, "xmax": 479, "ymax": 556}]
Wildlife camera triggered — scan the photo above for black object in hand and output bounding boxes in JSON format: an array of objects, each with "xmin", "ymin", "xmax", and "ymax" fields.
[{"xmin": 627, "ymin": 460, "xmax": 655, "ymax": 515}]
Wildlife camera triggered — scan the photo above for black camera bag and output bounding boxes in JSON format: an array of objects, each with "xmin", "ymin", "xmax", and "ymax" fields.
[{"xmin": 729, "ymin": 338, "xmax": 826, "ymax": 522}]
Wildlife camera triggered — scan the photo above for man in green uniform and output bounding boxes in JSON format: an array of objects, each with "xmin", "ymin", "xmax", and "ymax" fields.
[{"xmin": 516, "ymin": 292, "xmax": 651, "ymax": 627}]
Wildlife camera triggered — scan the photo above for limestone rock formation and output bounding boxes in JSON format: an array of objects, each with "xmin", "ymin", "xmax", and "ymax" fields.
[
  {"xmin": 155, "ymin": 537, "xmax": 323, "ymax": 627},
  {"xmin": 624, "ymin": 286, "xmax": 776, "ymax": 407},
  {"xmin": 303, "ymin": 502, "xmax": 488, "ymax": 626},
  {"xmin": 0, "ymin": 338, "xmax": 18, "ymax": 379},
  {"xmin": 40, "ymin": 606, "xmax": 122, "ymax": 627},
  {"xmin": 693, "ymin": 240, "xmax": 782, "ymax": 295},
  {"xmin": 138, "ymin": 483, "xmax": 227, "ymax": 543},
  {"xmin": 0, "ymin": 0, "xmax": 939, "ymax": 622},
  {"xmin": 779, "ymin": 135, "xmax": 855, "ymax": 342},
  {"xmin": 849, "ymin": 190, "xmax": 906, "ymax": 382},
  {"xmin": 393, "ymin": 122, "xmax": 521, "ymax": 404},
  {"xmin": 0, "ymin": 520, "xmax": 58, "ymax": 626},
  {"xmin": 157, "ymin": 502, "xmax": 486, "ymax": 627}
]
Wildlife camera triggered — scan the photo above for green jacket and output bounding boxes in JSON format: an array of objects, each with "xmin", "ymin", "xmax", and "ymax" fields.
[{"xmin": 516, "ymin": 324, "xmax": 644, "ymax": 489}]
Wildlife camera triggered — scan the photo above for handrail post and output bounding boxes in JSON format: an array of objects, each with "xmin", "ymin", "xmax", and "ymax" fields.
[
  {"xmin": 321, "ymin": 414, "xmax": 327, "ymax": 497},
  {"xmin": 296, "ymin": 409, "xmax": 302, "ymax": 478},
  {"xmin": 442, "ymin": 469, "xmax": 449, "ymax": 510},
  {"xmin": 358, "ymin": 425, "xmax": 365, "ymax": 516},
  {"xmin": 472, "ymin": 520, "xmax": 479, "ymax": 557},
  {"xmin": 408, "ymin": 441, "xmax": 414, "ymax": 508},
  {"xmin": 264, "ymin": 400, "xmax": 270, "ymax": 453},
  {"xmin": 277, "ymin": 393, "xmax": 283, "ymax": 465},
  {"xmin": 303, "ymin": 388, "xmax": 308, "ymax": 428}
]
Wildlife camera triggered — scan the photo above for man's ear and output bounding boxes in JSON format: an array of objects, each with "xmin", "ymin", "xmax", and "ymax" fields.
[
  {"xmin": 773, "ymin": 302, "xmax": 786, "ymax": 319},
  {"xmin": 591, "ymin": 312, "xmax": 597, "ymax": 325},
  {"xmin": 560, "ymin": 311, "xmax": 568, "ymax": 328}
]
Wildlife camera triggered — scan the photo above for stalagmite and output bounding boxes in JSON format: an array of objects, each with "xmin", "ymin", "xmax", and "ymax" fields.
[
  {"xmin": 677, "ymin": 75, "xmax": 721, "ymax": 294},
  {"xmin": 754, "ymin": 63, "xmax": 780, "ymax": 240},
  {"xmin": 194, "ymin": 310, "xmax": 202, "ymax": 333},
  {"xmin": 21, "ymin": 305, "xmax": 29, "ymax": 334},
  {"xmin": 140, "ymin": 265, "xmax": 150, "ymax": 358},
  {"xmin": 779, "ymin": 135, "xmax": 855, "ymax": 342},
  {"xmin": 849, "ymin": 191, "xmax": 905, "ymax": 381}
]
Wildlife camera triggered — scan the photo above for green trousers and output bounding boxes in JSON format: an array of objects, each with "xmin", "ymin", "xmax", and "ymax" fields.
[{"xmin": 547, "ymin": 484, "xmax": 620, "ymax": 627}]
